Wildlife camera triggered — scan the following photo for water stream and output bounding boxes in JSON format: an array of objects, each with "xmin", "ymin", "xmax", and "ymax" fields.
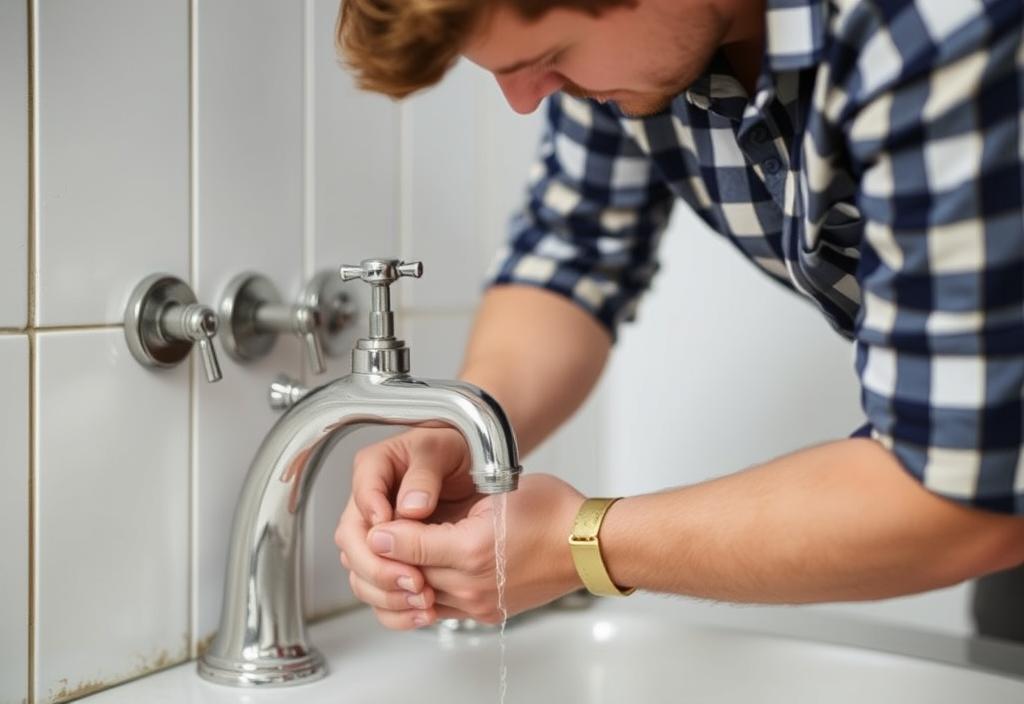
[{"xmin": 492, "ymin": 493, "xmax": 509, "ymax": 704}]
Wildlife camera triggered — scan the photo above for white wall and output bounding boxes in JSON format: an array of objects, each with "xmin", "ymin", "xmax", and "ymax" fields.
[{"xmin": 0, "ymin": 2, "xmax": 977, "ymax": 703}]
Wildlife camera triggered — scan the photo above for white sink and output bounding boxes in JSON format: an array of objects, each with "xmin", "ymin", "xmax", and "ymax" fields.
[{"xmin": 82, "ymin": 594, "xmax": 1024, "ymax": 703}]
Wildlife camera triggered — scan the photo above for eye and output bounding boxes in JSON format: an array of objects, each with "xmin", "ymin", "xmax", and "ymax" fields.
[{"xmin": 535, "ymin": 49, "xmax": 563, "ymax": 72}]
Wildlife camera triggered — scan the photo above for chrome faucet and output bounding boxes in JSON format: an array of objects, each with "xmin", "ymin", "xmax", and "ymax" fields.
[{"xmin": 198, "ymin": 258, "xmax": 522, "ymax": 687}]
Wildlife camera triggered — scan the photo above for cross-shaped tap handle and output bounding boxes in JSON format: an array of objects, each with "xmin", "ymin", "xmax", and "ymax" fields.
[
  {"xmin": 339, "ymin": 259, "xmax": 423, "ymax": 285},
  {"xmin": 339, "ymin": 259, "xmax": 423, "ymax": 340}
]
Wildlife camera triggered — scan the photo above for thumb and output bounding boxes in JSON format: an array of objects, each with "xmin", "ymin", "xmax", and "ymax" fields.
[
  {"xmin": 394, "ymin": 432, "xmax": 470, "ymax": 519},
  {"xmin": 394, "ymin": 454, "xmax": 448, "ymax": 520},
  {"xmin": 369, "ymin": 517, "xmax": 486, "ymax": 570}
]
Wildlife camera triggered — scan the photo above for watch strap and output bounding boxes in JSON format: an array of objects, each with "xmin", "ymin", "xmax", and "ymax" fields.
[{"xmin": 568, "ymin": 497, "xmax": 635, "ymax": 597}]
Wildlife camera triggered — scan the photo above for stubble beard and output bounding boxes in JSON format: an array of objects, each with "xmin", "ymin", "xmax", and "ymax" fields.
[
  {"xmin": 561, "ymin": 79, "xmax": 680, "ymax": 117},
  {"xmin": 561, "ymin": 4, "xmax": 726, "ymax": 118}
]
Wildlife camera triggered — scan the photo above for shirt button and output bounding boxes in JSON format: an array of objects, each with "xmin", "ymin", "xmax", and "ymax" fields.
[
  {"xmin": 763, "ymin": 158, "xmax": 781, "ymax": 174},
  {"xmin": 686, "ymin": 91, "xmax": 711, "ymax": 110}
]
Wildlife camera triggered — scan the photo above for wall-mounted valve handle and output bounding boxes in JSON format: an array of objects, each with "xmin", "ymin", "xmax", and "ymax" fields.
[
  {"xmin": 339, "ymin": 259, "xmax": 422, "ymax": 341},
  {"xmin": 124, "ymin": 274, "xmax": 224, "ymax": 383},
  {"xmin": 292, "ymin": 306, "xmax": 326, "ymax": 374},
  {"xmin": 162, "ymin": 303, "xmax": 223, "ymax": 382},
  {"xmin": 218, "ymin": 273, "xmax": 355, "ymax": 375}
]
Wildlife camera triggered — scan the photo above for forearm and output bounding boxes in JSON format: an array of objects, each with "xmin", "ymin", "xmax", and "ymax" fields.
[
  {"xmin": 457, "ymin": 284, "xmax": 612, "ymax": 456},
  {"xmin": 601, "ymin": 438, "xmax": 1024, "ymax": 603}
]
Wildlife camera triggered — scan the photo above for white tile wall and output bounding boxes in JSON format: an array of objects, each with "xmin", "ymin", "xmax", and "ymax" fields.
[
  {"xmin": 0, "ymin": 336, "xmax": 28, "ymax": 704},
  {"xmin": 0, "ymin": 0, "xmax": 28, "ymax": 329},
  {"xmin": 311, "ymin": 0, "xmax": 399, "ymax": 297},
  {"xmin": 193, "ymin": 0, "xmax": 305, "ymax": 304},
  {"xmin": 35, "ymin": 329, "xmax": 189, "ymax": 701},
  {"xmin": 191, "ymin": 0, "xmax": 307, "ymax": 649},
  {"xmin": 35, "ymin": 0, "xmax": 189, "ymax": 326},
  {"xmin": 475, "ymin": 77, "xmax": 545, "ymax": 275},
  {"xmin": 602, "ymin": 208, "xmax": 865, "ymax": 496},
  {"xmin": 403, "ymin": 61, "xmax": 485, "ymax": 311},
  {"xmin": 403, "ymin": 313, "xmax": 474, "ymax": 379}
]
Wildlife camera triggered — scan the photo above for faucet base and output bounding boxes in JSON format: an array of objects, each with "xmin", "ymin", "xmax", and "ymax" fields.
[{"xmin": 197, "ymin": 649, "xmax": 326, "ymax": 687}]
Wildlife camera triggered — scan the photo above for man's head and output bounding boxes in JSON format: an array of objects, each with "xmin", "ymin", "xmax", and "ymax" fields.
[{"xmin": 338, "ymin": 0, "xmax": 745, "ymax": 117}]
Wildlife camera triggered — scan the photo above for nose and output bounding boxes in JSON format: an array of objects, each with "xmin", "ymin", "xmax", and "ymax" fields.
[{"xmin": 495, "ymin": 71, "xmax": 565, "ymax": 114}]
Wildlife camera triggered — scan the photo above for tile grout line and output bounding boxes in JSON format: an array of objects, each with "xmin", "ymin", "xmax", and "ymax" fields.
[
  {"xmin": 397, "ymin": 95, "xmax": 411, "ymax": 312},
  {"xmin": 26, "ymin": 330, "xmax": 36, "ymax": 704},
  {"xmin": 26, "ymin": 0, "xmax": 36, "ymax": 700},
  {"xmin": 26, "ymin": 0, "xmax": 36, "ymax": 332},
  {"xmin": 186, "ymin": 0, "xmax": 198, "ymax": 661},
  {"xmin": 300, "ymin": 0, "xmax": 315, "ymax": 613},
  {"xmin": 27, "ymin": 323, "xmax": 122, "ymax": 333},
  {"xmin": 302, "ymin": 0, "xmax": 315, "ymax": 284}
]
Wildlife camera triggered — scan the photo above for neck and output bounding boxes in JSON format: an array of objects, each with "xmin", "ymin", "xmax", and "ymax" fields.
[{"xmin": 718, "ymin": 0, "xmax": 767, "ymax": 96}]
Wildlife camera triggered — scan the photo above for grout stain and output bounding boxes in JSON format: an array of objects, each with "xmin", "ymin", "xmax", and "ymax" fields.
[{"xmin": 48, "ymin": 642, "xmax": 190, "ymax": 703}]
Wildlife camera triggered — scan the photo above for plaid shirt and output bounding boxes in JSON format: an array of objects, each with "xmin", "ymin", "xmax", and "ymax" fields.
[{"xmin": 487, "ymin": 0, "xmax": 1024, "ymax": 514}]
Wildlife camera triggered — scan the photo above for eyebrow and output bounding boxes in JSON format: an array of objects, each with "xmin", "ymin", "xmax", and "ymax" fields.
[{"xmin": 494, "ymin": 48, "xmax": 560, "ymax": 75}]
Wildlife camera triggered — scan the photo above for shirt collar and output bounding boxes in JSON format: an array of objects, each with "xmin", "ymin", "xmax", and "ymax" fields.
[
  {"xmin": 613, "ymin": 0, "xmax": 830, "ymax": 121},
  {"xmin": 679, "ymin": 0, "xmax": 829, "ymax": 119}
]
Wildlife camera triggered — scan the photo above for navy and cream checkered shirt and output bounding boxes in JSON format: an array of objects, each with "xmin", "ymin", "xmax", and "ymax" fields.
[{"xmin": 487, "ymin": 0, "xmax": 1024, "ymax": 514}]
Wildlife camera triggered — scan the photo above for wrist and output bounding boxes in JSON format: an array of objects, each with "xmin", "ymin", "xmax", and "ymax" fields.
[{"xmin": 593, "ymin": 495, "xmax": 639, "ymax": 592}]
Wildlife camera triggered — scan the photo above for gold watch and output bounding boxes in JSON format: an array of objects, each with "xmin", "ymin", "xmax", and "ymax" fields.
[{"xmin": 568, "ymin": 497, "xmax": 635, "ymax": 597}]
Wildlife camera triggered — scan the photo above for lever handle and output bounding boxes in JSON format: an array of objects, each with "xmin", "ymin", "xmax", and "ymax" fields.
[
  {"xmin": 123, "ymin": 275, "xmax": 224, "ymax": 383},
  {"xmin": 163, "ymin": 303, "xmax": 223, "ymax": 383},
  {"xmin": 219, "ymin": 273, "xmax": 348, "ymax": 375},
  {"xmin": 293, "ymin": 305, "xmax": 326, "ymax": 375},
  {"xmin": 196, "ymin": 336, "xmax": 223, "ymax": 383}
]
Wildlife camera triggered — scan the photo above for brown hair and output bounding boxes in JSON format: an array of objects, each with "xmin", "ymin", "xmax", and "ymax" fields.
[{"xmin": 337, "ymin": 0, "xmax": 632, "ymax": 98}]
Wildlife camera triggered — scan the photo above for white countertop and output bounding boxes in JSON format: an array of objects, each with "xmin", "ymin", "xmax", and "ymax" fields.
[{"xmin": 80, "ymin": 594, "xmax": 1024, "ymax": 704}]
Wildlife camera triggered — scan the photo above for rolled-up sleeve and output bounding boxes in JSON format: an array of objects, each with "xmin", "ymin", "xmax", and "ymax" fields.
[
  {"xmin": 844, "ymin": 2, "xmax": 1024, "ymax": 513},
  {"xmin": 486, "ymin": 92, "xmax": 675, "ymax": 338}
]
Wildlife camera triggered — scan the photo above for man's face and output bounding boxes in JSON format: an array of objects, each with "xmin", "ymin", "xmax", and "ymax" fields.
[{"xmin": 462, "ymin": 1, "xmax": 729, "ymax": 117}]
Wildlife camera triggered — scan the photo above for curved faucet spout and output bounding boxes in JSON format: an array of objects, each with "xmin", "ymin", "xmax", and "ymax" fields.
[{"xmin": 198, "ymin": 372, "xmax": 521, "ymax": 687}]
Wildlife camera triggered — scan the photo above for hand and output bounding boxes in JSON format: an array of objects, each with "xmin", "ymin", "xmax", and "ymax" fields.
[
  {"xmin": 334, "ymin": 428, "xmax": 482, "ymax": 629},
  {"xmin": 365, "ymin": 473, "xmax": 585, "ymax": 627}
]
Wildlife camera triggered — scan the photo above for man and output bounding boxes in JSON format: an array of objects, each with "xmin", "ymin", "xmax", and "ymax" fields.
[{"xmin": 333, "ymin": 0, "xmax": 1024, "ymax": 637}]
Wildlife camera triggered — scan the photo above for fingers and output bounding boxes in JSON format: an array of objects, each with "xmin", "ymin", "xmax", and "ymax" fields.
[
  {"xmin": 368, "ymin": 515, "xmax": 493, "ymax": 572},
  {"xmin": 351, "ymin": 445, "xmax": 397, "ymax": 527},
  {"xmin": 335, "ymin": 498, "xmax": 424, "ymax": 595},
  {"xmin": 372, "ymin": 606, "xmax": 437, "ymax": 630},
  {"xmin": 420, "ymin": 567, "xmax": 503, "ymax": 623},
  {"xmin": 348, "ymin": 570, "xmax": 435, "ymax": 612},
  {"xmin": 393, "ymin": 430, "xmax": 470, "ymax": 520}
]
